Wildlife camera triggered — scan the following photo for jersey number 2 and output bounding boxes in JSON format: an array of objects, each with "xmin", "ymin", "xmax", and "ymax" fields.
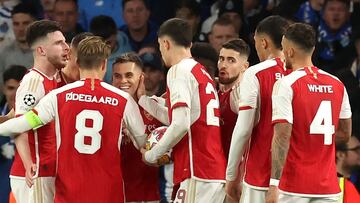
[
  {"xmin": 74, "ymin": 110, "xmax": 103, "ymax": 154},
  {"xmin": 309, "ymin": 101, "xmax": 335, "ymax": 145},
  {"xmin": 205, "ymin": 82, "xmax": 220, "ymax": 126}
]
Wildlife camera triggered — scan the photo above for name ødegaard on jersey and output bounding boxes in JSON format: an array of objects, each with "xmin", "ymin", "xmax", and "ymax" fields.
[{"xmin": 66, "ymin": 92, "xmax": 119, "ymax": 106}]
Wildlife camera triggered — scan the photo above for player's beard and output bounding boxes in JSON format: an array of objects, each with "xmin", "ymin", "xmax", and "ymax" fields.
[
  {"xmin": 219, "ymin": 74, "xmax": 239, "ymax": 85},
  {"xmin": 48, "ymin": 55, "xmax": 67, "ymax": 70}
]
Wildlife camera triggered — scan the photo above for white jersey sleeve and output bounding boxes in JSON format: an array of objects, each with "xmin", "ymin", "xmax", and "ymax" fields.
[
  {"xmin": 229, "ymin": 83, "xmax": 241, "ymax": 114},
  {"xmin": 339, "ymin": 87, "xmax": 352, "ymax": 119},
  {"xmin": 123, "ymin": 96, "xmax": 147, "ymax": 148},
  {"xmin": 239, "ymin": 69, "xmax": 260, "ymax": 110},
  {"xmin": 33, "ymin": 90, "xmax": 57, "ymax": 125},
  {"xmin": 272, "ymin": 79, "xmax": 294, "ymax": 123},
  {"xmin": 167, "ymin": 64, "xmax": 192, "ymax": 109},
  {"xmin": 15, "ymin": 72, "xmax": 45, "ymax": 115},
  {"xmin": 138, "ymin": 95, "xmax": 169, "ymax": 125}
]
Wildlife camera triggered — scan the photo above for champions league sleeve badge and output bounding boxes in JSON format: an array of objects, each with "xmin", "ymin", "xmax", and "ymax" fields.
[{"xmin": 23, "ymin": 94, "xmax": 36, "ymax": 106}]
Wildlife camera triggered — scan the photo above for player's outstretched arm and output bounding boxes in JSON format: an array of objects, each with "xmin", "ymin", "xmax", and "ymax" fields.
[
  {"xmin": 124, "ymin": 96, "xmax": 147, "ymax": 148},
  {"xmin": 0, "ymin": 114, "xmax": 34, "ymax": 136},
  {"xmin": 225, "ymin": 109, "xmax": 255, "ymax": 201},
  {"xmin": 144, "ymin": 106, "xmax": 190, "ymax": 164},
  {"xmin": 138, "ymin": 95, "xmax": 169, "ymax": 125}
]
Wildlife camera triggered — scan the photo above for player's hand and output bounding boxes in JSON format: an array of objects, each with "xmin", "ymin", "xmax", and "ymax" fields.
[
  {"xmin": 136, "ymin": 74, "xmax": 146, "ymax": 101},
  {"xmin": 265, "ymin": 185, "xmax": 279, "ymax": 203},
  {"xmin": 25, "ymin": 163, "xmax": 37, "ymax": 188},
  {"xmin": 140, "ymin": 147, "xmax": 159, "ymax": 167},
  {"xmin": 225, "ymin": 180, "xmax": 242, "ymax": 202}
]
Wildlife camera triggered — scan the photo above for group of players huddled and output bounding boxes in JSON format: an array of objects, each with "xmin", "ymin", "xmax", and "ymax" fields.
[{"xmin": 0, "ymin": 14, "xmax": 353, "ymax": 203}]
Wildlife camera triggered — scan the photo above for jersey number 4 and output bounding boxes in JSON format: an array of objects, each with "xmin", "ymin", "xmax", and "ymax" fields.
[
  {"xmin": 309, "ymin": 101, "xmax": 335, "ymax": 145},
  {"xmin": 74, "ymin": 110, "xmax": 103, "ymax": 154}
]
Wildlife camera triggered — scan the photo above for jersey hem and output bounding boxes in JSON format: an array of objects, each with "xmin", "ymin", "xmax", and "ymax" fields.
[
  {"xmin": 272, "ymin": 119, "xmax": 290, "ymax": 124},
  {"xmin": 239, "ymin": 106, "xmax": 253, "ymax": 111},
  {"xmin": 192, "ymin": 176, "xmax": 226, "ymax": 183},
  {"xmin": 243, "ymin": 181, "xmax": 269, "ymax": 191},
  {"xmin": 279, "ymin": 190, "xmax": 341, "ymax": 198}
]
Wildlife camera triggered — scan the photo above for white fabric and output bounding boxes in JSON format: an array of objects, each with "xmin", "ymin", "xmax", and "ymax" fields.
[
  {"xmin": 271, "ymin": 79, "xmax": 294, "ymax": 123},
  {"xmin": 229, "ymin": 84, "xmax": 241, "ymax": 114},
  {"xmin": 238, "ymin": 67, "xmax": 260, "ymax": 109},
  {"xmin": 226, "ymin": 108, "xmax": 256, "ymax": 181},
  {"xmin": 0, "ymin": 116, "xmax": 32, "ymax": 136},
  {"xmin": 138, "ymin": 95, "xmax": 169, "ymax": 125},
  {"xmin": 15, "ymin": 70, "xmax": 48, "ymax": 115},
  {"xmin": 240, "ymin": 183, "xmax": 266, "ymax": 203},
  {"xmin": 123, "ymin": 95, "xmax": 147, "ymax": 148},
  {"xmin": 174, "ymin": 178, "xmax": 225, "ymax": 203},
  {"xmin": 145, "ymin": 106, "xmax": 190, "ymax": 163},
  {"xmin": 10, "ymin": 177, "xmax": 55, "ymax": 203},
  {"xmin": 278, "ymin": 193, "xmax": 339, "ymax": 203},
  {"xmin": 339, "ymin": 87, "xmax": 352, "ymax": 119}
]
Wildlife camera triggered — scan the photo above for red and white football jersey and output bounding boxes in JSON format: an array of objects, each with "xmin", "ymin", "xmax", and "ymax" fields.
[
  {"xmin": 166, "ymin": 58, "xmax": 226, "ymax": 185},
  {"xmin": 121, "ymin": 107, "xmax": 162, "ymax": 201},
  {"xmin": 272, "ymin": 66, "xmax": 351, "ymax": 196},
  {"xmin": 218, "ymin": 85, "xmax": 240, "ymax": 159},
  {"xmin": 239, "ymin": 58, "xmax": 287, "ymax": 189},
  {"xmin": 11, "ymin": 68, "xmax": 58, "ymax": 178},
  {"xmin": 32, "ymin": 79, "xmax": 146, "ymax": 203}
]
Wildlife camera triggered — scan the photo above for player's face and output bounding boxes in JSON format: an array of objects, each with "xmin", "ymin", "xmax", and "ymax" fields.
[
  {"xmin": 44, "ymin": 31, "xmax": 69, "ymax": 69},
  {"xmin": 281, "ymin": 36, "xmax": 293, "ymax": 69},
  {"xmin": 12, "ymin": 13, "xmax": 34, "ymax": 43},
  {"xmin": 218, "ymin": 48, "xmax": 247, "ymax": 85},
  {"xmin": 112, "ymin": 62, "xmax": 142, "ymax": 98},
  {"xmin": 3, "ymin": 79, "xmax": 20, "ymax": 109}
]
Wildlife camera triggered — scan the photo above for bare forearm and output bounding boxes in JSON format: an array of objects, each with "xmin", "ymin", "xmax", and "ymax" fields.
[
  {"xmin": 271, "ymin": 123, "xmax": 292, "ymax": 180},
  {"xmin": 15, "ymin": 133, "xmax": 33, "ymax": 169}
]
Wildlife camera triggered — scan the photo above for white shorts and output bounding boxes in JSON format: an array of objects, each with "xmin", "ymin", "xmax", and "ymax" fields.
[
  {"xmin": 279, "ymin": 193, "xmax": 340, "ymax": 203},
  {"xmin": 10, "ymin": 177, "xmax": 55, "ymax": 203},
  {"xmin": 240, "ymin": 183, "xmax": 266, "ymax": 203},
  {"xmin": 174, "ymin": 178, "xmax": 225, "ymax": 203}
]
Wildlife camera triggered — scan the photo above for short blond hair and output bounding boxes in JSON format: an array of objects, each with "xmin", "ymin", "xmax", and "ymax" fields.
[{"xmin": 77, "ymin": 36, "xmax": 111, "ymax": 70}]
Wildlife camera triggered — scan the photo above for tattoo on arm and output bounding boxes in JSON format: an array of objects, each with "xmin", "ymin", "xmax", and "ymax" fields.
[{"xmin": 271, "ymin": 123, "xmax": 292, "ymax": 179}]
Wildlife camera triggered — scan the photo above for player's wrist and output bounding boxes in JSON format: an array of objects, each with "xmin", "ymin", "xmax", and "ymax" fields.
[{"xmin": 269, "ymin": 178, "xmax": 280, "ymax": 187}]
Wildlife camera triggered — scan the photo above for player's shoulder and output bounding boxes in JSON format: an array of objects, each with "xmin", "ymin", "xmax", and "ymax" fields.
[
  {"xmin": 247, "ymin": 58, "xmax": 280, "ymax": 74},
  {"xmin": 318, "ymin": 68, "xmax": 343, "ymax": 85},
  {"xmin": 20, "ymin": 70, "xmax": 44, "ymax": 86},
  {"xmin": 100, "ymin": 81, "xmax": 131, "ymax": 100},
  {"xmin": 280, "ymin": 68, "xmax": 308, "ymax": 86},
  {"xmin": 168, "ymin": 58, "xmax": 198, "ymax": 79}
]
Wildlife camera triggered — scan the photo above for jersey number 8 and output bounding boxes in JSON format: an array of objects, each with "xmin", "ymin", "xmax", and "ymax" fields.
[{"xmin": 74, "ymin": 110, "xmax": 103, "ymax": 154}]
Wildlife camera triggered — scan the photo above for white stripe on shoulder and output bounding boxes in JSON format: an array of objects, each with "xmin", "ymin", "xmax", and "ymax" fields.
[
  {"xmin": 281, "ymin": 69, "xmax": 307, "ymax": 86},
  {"xmin": 247, "ymin": 58, "xmax": 278, "ymax": 74},
  {"xmin": 52, "ymin": 81, "xmax": 85, "ymax": 95},
  {"xmin": 100, "ymin": 82, "xmax": 131, "ymax": 99},
  {"xmin": 318, "ymin": 69, "xmax": 341, "ymax": 81},
  {"xmin": 22, "ymin": 71, "xmax": 43, "ymax": 92},
  {"xmin": 168, "ymin": 58, "xmax": 197, "ymax": 80}
]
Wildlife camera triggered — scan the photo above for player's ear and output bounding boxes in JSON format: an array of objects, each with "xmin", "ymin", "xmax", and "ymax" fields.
[
  {"xmin": 261, "ymin": 37, "xmax": 268, "ymax": 49},
  {"xmin": 36, "ymin": 46, "xmax": 46, "ymax": 56}
]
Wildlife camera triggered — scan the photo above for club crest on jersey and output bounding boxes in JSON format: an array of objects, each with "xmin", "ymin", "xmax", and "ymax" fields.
[
  {"xmin": 65, "ymin": 92, "xmax": 119, "ymax": 106},
  {"xmin": 23, "ymin": 94, "xmax": 36, "ymax": 106}
]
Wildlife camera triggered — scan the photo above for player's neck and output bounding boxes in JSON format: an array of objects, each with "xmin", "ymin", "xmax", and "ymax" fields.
[
  {"xmin": 169, "ymin": 48, "xmax": 192, "ymax": 67},
  {"xmin": 266, "ymin": 49, "xmax": 284, "ymax": 60},
  {"xmin": 292, "ymin": 56, "xmax": 313, "ymax": 71},
  {"xmin": 79, "ymin": 69, "xmax": 102, "ymax": 80},
  {"xmin": 33, "ymin": 58, "xmax": 57, "ymax": 78},
  {"xmin": 62, "ymin": 66, "xmax": 78, "ymax": 83}
]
